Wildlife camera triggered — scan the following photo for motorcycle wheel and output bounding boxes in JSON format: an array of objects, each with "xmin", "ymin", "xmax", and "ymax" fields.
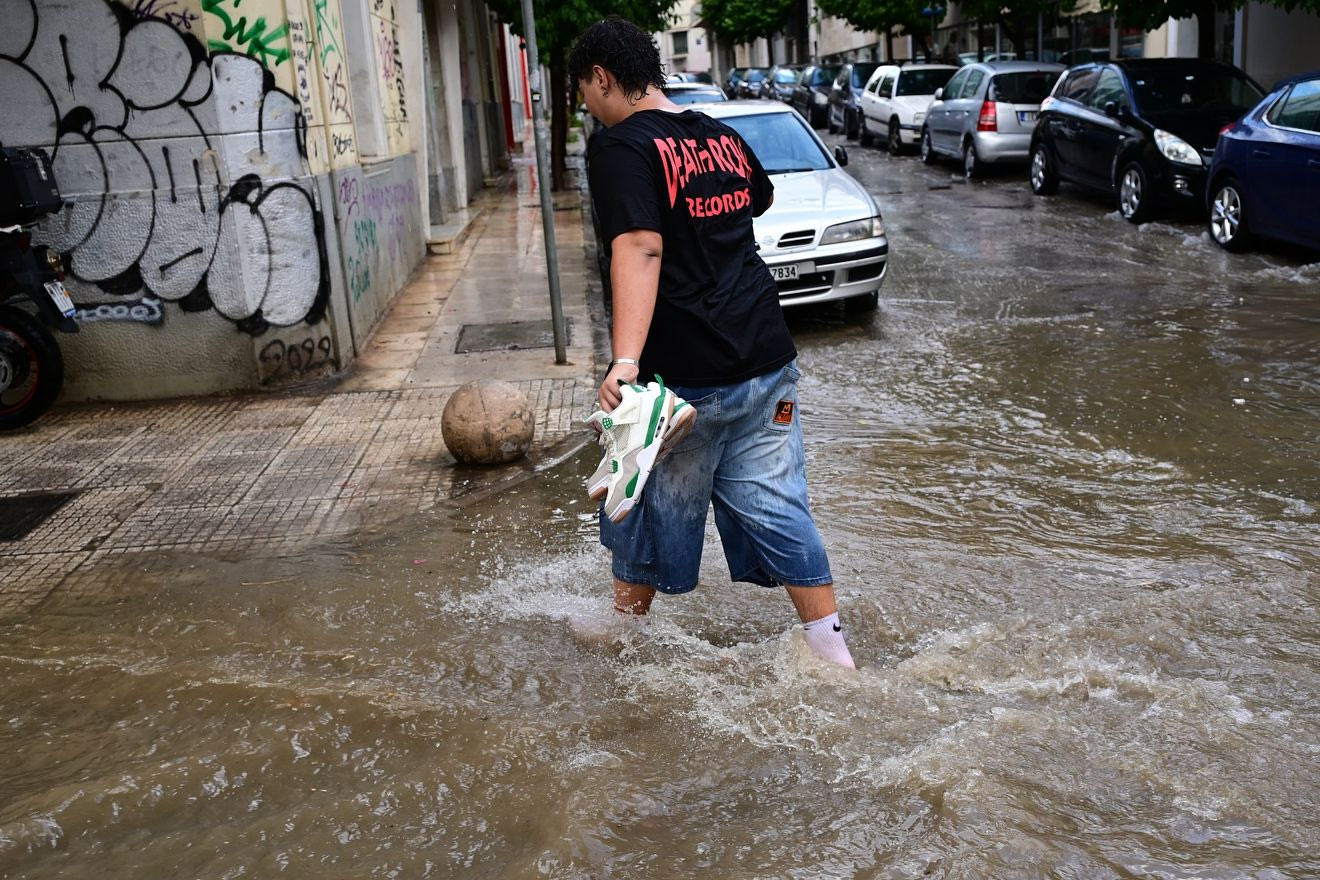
[{"xmin": 0, "ymin": 305, "xmax": 64, "ymax": 430}]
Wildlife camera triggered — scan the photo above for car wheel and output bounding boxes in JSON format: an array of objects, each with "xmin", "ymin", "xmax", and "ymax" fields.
[
  {"xmin": 887, "ymin": 119, "xmax": 903, "ymax": 155},
  {"xmin": 847, "ymin": 109, "xmax": 860, "ymax": 140},
  {"xmin": 845, "ymin": 291, "xmax": 879, "ymax": 314},
  {"xmin": 1118, "ymin": 161, "xmax": 1154, "ymax": 224},
  {"xmin": 811, "ymin": 106, "xmax": 826, "ymax": 128},
  {"xmin": 1029, "ymin": 143, "xmax": 1058, "ymax": 195},
  {"xmin": 920, "ymin": 128, "xmax": 938, "ymax": 165},
  {"xmin": 1209, "ymin": 177, "xmax": 1251, "ymax": 252},
  {"xmin": 963, "ymin": 140, "xmax": 984, "ymax": 179},
  {"xmin": 859, "ymin": 115, "xmax": 874, "ymax": 147}
]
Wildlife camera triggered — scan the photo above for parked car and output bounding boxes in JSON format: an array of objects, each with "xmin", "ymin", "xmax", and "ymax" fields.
[
  {"xmin": 827, "ymin": 62, "xmax": 879, "ymax": 139},
  {"xmin": 760, "ymin": 65, "xmax": 803, "ymax": 102},
  {"xmin": 669, "ymin": 71, "xmax": 714, "ymax": 85},
  {"xmin": 737, "ymin": 67, "xmax": 770, "ymax": 99},
  {"xmin": 1029, "ymin": 59, "xmax": 1265, "ymax": 223},
  {"xmin": 791, "ymin": 64, "xmax": 842, "ymax": 127},
  {"xmin": 724, "ymin": 67, "xmax": 748, "ymax": 98},
  {"xmin": 700, "ymin": 101, "xmax": 889, "ymax": 311},
  {"xmin": 921, "ymin": 61, "xmax": 1064, "ymax": 176},
  {"xmin": 859, "ymin": 63, "xmax": 958, "ymax": 153},
  {"xmin": 665, "ymin": 82, "xmax": 728, "ymax": 105},
  {"xmin": 1206, "ymin": 70, "xmax": 1320, "ymax": 252},
  {"xmin": 960, "ymin": 51, "xmax": 1018, "ymax": 65}
]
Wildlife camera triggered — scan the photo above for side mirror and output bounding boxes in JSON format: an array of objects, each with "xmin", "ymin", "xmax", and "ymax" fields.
[
  {"xmin": 834, "ymin": 145, "xmax": 849, "ymax": 166},
  {"xmin": 933, "ymin": 88, "xmax": 944, "ymax": 101}
]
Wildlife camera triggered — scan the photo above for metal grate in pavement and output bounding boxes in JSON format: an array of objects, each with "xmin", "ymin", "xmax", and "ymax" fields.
[
  {"xmin": 0, "ymin": 492, "xmax": 78, "ymax": 541},
  {"xmin": 454, "ymin": 318, "xmax": 572, "ymax": 353}
]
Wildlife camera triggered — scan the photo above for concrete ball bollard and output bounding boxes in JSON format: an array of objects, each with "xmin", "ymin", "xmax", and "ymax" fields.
[{"xmin": 441, "ymin": 380, "xmax": 535, "ymax": 464}]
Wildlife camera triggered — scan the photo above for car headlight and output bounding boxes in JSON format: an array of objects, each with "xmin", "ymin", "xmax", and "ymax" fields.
[
  {"xmin": 819, "ymin": 215, "xmax": 885, "ymax": 245},
  {"xmin": 1154, "ymin": 129, "xmax": 1202, "ymax": 166},
  {"xmin": 814, "ymin": 91, "xmax": 828, "ymax": 105},
  {"xmin": 913, "ymin": 111, "xmax": 925, "ymax": 122}
]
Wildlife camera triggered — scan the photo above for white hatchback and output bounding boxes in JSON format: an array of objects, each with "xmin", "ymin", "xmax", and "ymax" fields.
[
  {"xmin": 699, "ymin": 101, "xmax": 889, "ymax": 311},
  {"xmin": 858, "ymin": 64, "xmax": 959, "ymax": 154}
]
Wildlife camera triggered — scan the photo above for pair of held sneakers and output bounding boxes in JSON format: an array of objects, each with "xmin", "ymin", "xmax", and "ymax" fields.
[{"xmin": 585, "ymin": 376, "xmax": 697, "ymax": 523}]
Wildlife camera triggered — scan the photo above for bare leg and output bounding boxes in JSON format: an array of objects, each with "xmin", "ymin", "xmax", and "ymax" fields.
[
  {"xmin": 784, "ymin": 583, "xmax": 838, "ymax": 623},
  {"xmin": 614, "ymin": 578, "xmax": 656, "ymax": 615}
]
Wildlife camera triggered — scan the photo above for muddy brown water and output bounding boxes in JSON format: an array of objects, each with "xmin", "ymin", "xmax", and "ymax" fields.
[{"xmin": 2, "ymin": 150, "xmax": 1318, "ymax": 878}]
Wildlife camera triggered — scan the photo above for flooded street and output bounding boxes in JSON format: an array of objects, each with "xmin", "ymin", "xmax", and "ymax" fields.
[{"xmin": 3, "ymin": 147, "xmax": 1319, "ymax": 878}]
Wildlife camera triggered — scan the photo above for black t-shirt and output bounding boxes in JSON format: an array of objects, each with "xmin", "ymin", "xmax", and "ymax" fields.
[{"xmin": 588, "ymin": 109, "xmax": 796, "ymax": 387}]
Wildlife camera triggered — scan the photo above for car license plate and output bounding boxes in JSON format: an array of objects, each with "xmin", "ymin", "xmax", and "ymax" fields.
[
  {"xmin": 1018, "ymin": 111, "xmax": 1038, "ymax": 124},
  {"xmin": 770, "ymin": 264, "xmax": 799, "ymax": 281},
  {"xmin": 44, "ymin": 280, "xmax": 75, "ymax": 317}
]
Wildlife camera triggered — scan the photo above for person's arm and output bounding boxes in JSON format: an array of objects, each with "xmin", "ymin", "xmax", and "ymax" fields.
[{"xmin": 599, "ymin": 229, "xmax": 663, "ymax": 411}]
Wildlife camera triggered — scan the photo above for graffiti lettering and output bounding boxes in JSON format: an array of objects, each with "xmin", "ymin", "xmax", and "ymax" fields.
[
  {"xmin": 129, "ymin": 0, "xmax": 199, "ymax": 29},
  {"xmin": 338, "ymin": 176, "xmax": 359, "ymax": 219},
  {"xmin": 1, "ymin": 0, "xmax": 330, "ymax": 335},
  {"xmin": 331, "ymin": 131, "xmax": 355, "ymax": 157},
  {"xmin": 328, "ymin": 62, "xmax": 352, "ymax": 122},
  {"xmin": 73, "ymin": 295, "xmax": 165, "ymax": 325},
  {"xmin": 258, "ymin": 335, "xmax": 335, "ymax": 383},
  {"xmin": 346, "ymin": 256, "xmax": 370, "ymax": 302},
  {"xmin": 201, "ymin": 0, "xmax": 291, "ymax": 67}
]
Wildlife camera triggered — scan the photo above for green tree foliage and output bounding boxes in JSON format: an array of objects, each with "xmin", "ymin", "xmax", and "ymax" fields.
[
  {"xmin": 702, "ymin": 0, "xmax": 798, "ymax": 46},
  {"xmin": 487, "ymin": 0, "xmax": 674, "ymax": 188}
]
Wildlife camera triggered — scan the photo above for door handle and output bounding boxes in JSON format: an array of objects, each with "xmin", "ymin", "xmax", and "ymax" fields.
[{"xmin": 1251, "ymin": 149, "xmax": 1270, "ymax": 159}]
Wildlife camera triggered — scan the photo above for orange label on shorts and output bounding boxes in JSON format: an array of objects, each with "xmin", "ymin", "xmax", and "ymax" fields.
[{"xmin": 774, "ymin": 400, "xmax": 794, "ymax": 425}]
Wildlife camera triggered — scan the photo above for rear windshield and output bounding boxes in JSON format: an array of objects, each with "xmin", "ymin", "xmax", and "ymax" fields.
[
  {"xmin": 990, "ymin": 71, "xmax": 1060, "ymax": 104},
  {"xmin": 897, "ymin": 69, "xmax": 956, "ymax": 96},
  {"xmin": 668, "ymin": 89, "xmax": 726, "ymax": 105},
  {"xmin": 774, "ymin": 69, "xmax": 799, "ymax": 83},
  {"xmin": 746, "ymin": 69, "xmax": 768, "ymax": 83},
  {"xmin": 812, "ymin": 66, "xmax": 841, "ymax": 86},
  {"xmin": 851, "ymin": 65, "xmax": 878, "ymax": 87},
  {"xmin": 1129, "ymin": 66, "xmax": 1263, "ymax": 115}
]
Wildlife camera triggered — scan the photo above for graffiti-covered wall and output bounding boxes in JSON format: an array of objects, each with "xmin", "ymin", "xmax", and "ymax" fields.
[{"xmin": 0, "ymin": 0, "xmax": 424, "ymax": 400}]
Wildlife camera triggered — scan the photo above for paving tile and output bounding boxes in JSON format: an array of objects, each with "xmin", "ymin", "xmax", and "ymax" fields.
[
  {"xmin": 0, "ymin": 552, "xmax": 89, "ymax": 617},
  {"xmin": 0, "ymin": 151, "xmax": 603, "ymax": 611}
]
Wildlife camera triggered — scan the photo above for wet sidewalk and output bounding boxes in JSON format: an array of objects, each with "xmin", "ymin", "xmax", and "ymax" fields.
[{"xmin": 0, "ymin": 153, "xmax": 605, "ymax": 617}]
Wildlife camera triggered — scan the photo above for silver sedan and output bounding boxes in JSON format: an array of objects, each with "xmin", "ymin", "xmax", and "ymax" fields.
[{"xmin": 700, "ymin": 101, "xmax": 889, "ymax": 311}]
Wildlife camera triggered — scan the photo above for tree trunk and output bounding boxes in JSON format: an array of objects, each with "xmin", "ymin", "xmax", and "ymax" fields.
[
  {"xmin": 1196, "ymin": 0, "xmax": 1217, "ymax": 59},
  {"xmin": 550, "ymin": 51, "xmax": 568, "ymax": 191}
]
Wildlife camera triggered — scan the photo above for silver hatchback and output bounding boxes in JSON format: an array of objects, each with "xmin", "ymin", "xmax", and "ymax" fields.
[{"xmin": 921, "ymin": 61, "xmax": 1064, "ymax": 177}]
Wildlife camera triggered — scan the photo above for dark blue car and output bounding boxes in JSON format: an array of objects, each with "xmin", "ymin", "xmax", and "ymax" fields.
[{"xmin": 1207, "ymin": 70, "xmax": 1320, "ymax": 252}]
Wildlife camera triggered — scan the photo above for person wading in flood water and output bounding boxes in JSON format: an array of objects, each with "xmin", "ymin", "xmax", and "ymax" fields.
[{"xmin": 571, "ymin": 17, "xmax": 855, "ymax": 668}]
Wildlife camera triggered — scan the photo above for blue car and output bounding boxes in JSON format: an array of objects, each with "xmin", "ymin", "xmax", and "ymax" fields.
[{"xmin": 1207, "ymin": 70, "xmax": 1320, "ymax": 252}]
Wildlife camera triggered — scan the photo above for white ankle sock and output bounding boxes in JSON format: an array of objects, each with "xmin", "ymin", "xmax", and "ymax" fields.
[{"xmin": 802, "ymin": 612, "xmax": 856, "ymax": 669}]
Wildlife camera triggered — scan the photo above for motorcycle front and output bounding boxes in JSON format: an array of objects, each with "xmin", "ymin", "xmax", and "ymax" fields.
[{"xmin": 0, "ymin": 144, "xmax": 77, "ymax": 431}]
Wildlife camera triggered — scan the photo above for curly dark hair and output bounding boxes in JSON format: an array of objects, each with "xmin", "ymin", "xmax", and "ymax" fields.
[{"xmin": 567, "ymin": 17, "xmax": 666, "ymax": 101}]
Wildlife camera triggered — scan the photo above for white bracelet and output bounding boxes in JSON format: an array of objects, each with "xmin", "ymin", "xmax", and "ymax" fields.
[{"xmin": 610, "ymin": 357, "xmax": 639, "ymax": 368}]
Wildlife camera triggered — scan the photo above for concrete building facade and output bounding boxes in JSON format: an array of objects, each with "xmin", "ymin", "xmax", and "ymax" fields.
[{"xmin": 2, "ymin": 0, "xmax": 519, "ymax": 403}]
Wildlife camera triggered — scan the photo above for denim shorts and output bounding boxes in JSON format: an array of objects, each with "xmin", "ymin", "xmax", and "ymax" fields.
[{"xmin": 600, "ymin": 360, "xmax": 833, "ymax": 594}]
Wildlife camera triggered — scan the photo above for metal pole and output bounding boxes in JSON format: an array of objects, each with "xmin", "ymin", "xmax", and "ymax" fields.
[{"xmin": 518, "ymin": 0, "xmax": 568, "ymax": 364}]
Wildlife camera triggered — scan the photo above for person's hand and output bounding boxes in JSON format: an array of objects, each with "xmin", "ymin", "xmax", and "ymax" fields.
[{"xmin": 598, "ymin": 362, "xmax": 640, "ymax": 411}]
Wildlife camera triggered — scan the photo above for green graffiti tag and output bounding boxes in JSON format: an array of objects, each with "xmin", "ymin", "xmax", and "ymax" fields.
[
  {"xmin": 202, "ymin": 0, "xmax": 291, "ymax": 67},
  {"xmin": 312, "ymin": 0, "xmax": 341, "ymax": 65}
]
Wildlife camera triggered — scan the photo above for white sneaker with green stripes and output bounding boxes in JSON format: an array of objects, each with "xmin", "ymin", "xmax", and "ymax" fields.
[{"xmin": 584, "ymin": 377, "xmax": 696, "ymax": 523}]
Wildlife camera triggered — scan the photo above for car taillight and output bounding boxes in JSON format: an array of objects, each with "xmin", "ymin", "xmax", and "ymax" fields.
[
  {"xmin": 1218, "ymin": 121, "xmax": 1235, "ymax": 136},
  {"xmin": 977, "ymin": 100, "xmax": 998, "ymax": 132}
]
